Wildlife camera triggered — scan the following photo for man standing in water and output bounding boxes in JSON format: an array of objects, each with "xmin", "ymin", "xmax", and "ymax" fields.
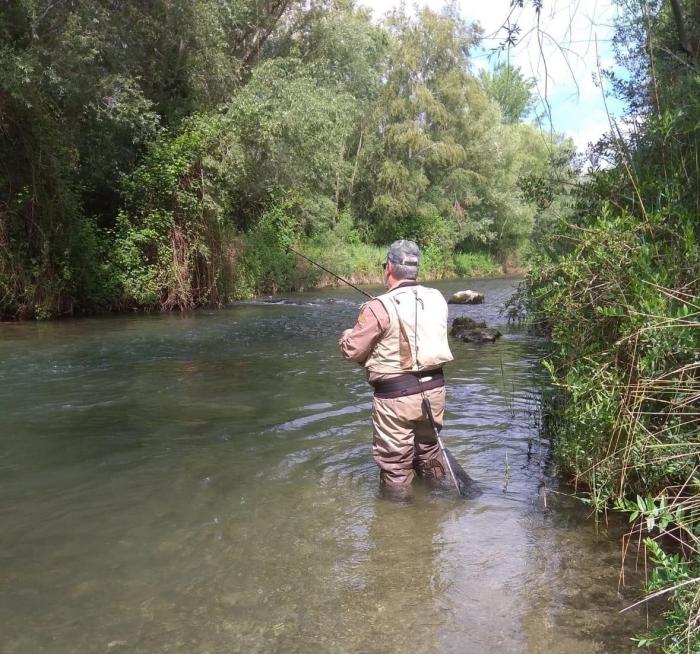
[{"xmin": 339, "ymin": 240, "xmax": 453, "ymax": 492}]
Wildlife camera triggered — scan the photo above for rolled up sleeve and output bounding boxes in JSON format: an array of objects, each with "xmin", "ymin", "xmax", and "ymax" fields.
[{"xmin": 339, "ymin": 300, "xmax": 389, "ymax": 364}]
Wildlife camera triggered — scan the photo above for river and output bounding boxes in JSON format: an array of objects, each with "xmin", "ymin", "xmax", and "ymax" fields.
[{"xmin": 0, "ymin": 277, "xmax": 652, "ymax": 653}]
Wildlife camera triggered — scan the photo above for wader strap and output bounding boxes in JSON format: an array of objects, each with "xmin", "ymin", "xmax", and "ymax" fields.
[{"xmin": 371, "ymin": 370, "xmax": 444, "ymax": 400}]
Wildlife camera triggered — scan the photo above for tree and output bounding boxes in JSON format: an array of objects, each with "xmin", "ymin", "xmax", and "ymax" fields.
[
  {"xmin": 479, "ymin": 63, "xmax": 535, "ymax": 124},
  {"xmin": 357, "ymin": 8, "xmax": 482, "ymax": 245},
  {"xmin": 0, "ymin": 0, "xmax": 305, "ymax": 317}
]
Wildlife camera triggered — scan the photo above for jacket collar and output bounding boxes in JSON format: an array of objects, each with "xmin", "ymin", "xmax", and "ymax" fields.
[{"xmin": 390, "ymin": 280, "xmax": 419, "ymax": 290}]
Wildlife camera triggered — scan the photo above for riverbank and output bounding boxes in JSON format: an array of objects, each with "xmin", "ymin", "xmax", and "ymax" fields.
[
  {"xmin": 295, "ymin": 242, "xmax": 508, "ymax": 291},
  {"xmin": 2, "ymin": 1, "xmax": 569, "ymax": 326},
  {"xmin": 0, "ymin": 238, "xmax": 510, "ymax": 320},
  {"xmin": 522, "ymin": 213, "xmax": 700, "ymax": 651}
]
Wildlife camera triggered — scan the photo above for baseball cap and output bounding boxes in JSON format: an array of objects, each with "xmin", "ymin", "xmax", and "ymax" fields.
[{"xmin": 386, "ymin": 239, "xmax": 420, "ymax": 266}]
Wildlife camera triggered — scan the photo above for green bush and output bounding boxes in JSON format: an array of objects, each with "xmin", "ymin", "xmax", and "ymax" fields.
[
  {"xmin": 110, "ymin": 116, "xmax": 244, "ymax": 310},
  {"xmin": 376, "ymin": 212, "xmax": 458, "ymax": 254},
  {"xmin": 420, "ymin": 243, "xmax": 455, "ymax": 279},
  {"xmin": 303, "ymin": 226, "xmax": 385, "ymax": 286},
  {"xmin": 233, "ymin": 202, "xmax": 302, "ymax": 297},
  {"xmin": 524, "ymin": 204, "xmax": 700, "ymax": 651},
  {"xmin": 453, "ymin": 252, "xmax": 501, "ymax": 278}
]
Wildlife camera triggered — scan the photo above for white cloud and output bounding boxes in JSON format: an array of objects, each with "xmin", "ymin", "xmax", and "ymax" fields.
[
  {"xmin": 567, "ymin": 116, "xmax": 610, "ymax": 151},
  {"xmin": 357, "ymin": 0, "xmax": 626, "ymax": 152}
]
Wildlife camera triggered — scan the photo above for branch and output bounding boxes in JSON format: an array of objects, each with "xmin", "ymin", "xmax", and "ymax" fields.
[
  {"xmin": 241, "ymin": 0, "xmax": 294, "ymax": 71},
  {"xmin": 668, "ymin": 0, "xmax": 692, "ymax": 55}
]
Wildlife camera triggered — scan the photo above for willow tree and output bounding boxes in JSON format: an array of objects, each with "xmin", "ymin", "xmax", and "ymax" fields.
[
  {"xmin": 357, "ymin": 7, "xmax": 566, "ymax": 264},
  {"xmin": 356, "ymin": 8, "xmax": 480, "ymax": 246},
  {"xmin": 479, "ymin": 63, "xmax": 536, "ymax": 124}
]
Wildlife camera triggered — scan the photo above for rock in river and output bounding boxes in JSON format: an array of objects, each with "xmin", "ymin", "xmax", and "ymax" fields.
[
  {"xmin": 450, "ymin": 317, "xmax": 502, "ymax": 343},
  {"xmin": 448, "ymin": 290, "xmax": 484, "ymax": 305}
]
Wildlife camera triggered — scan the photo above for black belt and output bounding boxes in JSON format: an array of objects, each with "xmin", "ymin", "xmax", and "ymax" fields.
[{"xmin": 371, "ymin": 369, "xmax": 444, "ymax": 399}]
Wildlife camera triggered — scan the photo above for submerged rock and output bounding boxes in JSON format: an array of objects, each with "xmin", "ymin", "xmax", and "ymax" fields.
[
  {"xmin": 450, "ymin": 316, "xmax": 501, "ymax": 343},
  {"xmin": 448, "ymin": 290, "xmax": 484, "ymax": 305}
]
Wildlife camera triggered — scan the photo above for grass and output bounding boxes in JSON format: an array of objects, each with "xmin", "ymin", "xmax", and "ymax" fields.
[
  {"xmin": 524, "ymin": 214, "xmax": 700, "ymax": 651},
  {"xmin": 453, "ymin": 252, "xmax": 502, "ymax": 278},
  {"xmin": 298, "ymin": 240, "xmax": 503, "ymax": 289}
]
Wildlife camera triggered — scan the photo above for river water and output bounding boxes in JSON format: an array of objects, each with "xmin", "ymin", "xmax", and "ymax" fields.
[{"xmin": 0, "ymin": 277, "xmax": 653, "ymax": 653}]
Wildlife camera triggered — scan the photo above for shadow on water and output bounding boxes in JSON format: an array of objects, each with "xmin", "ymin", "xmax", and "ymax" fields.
[{"xmin": 0, "ymin": 278, "xmax": 654, "ymax": 653}]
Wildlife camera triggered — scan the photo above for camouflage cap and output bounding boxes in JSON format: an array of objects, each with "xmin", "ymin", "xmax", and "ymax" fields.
[{"xmin": 386, "ymin": 239, "xmax": 420, "ymax": 266}]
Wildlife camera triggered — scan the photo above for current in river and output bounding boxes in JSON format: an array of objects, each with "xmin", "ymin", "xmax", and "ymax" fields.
[{"xmin": 0, "ymin": 277, "xmax": 651, "ymax": 653}]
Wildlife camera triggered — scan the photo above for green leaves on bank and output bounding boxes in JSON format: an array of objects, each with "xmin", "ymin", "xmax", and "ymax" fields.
[
  {"xmin": 0, "ymin": 0, "xmax": 570, "ymax": 318},
  {"xmin": 522, "ymin": 1, "xmax": 700, "ymax": 649}
]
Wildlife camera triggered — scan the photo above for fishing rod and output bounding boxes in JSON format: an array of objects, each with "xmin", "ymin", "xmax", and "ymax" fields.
[
  {"xmin": 422, "ymin": 396, "xmax": 470, "ymax": 497},
  {"xmin": 288, "ymin": 246, "xmax": 374, "ymax": 300}
]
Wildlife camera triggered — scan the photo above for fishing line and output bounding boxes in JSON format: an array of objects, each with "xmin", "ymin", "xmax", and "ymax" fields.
[{"xmin": 288, "ymin": 247, "xmax": 374, "ymax": 300}]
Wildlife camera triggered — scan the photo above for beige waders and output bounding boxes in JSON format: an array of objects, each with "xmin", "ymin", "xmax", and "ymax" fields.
[{"xmin": 371, "ymin": 385, "xmax": 446, "ymax": 489}]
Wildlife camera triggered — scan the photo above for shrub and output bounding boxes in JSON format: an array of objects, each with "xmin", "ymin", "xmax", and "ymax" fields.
[
  {"xmin": 233, "ymin": 202, "xmax": 301, "ymax": 297},
  {"xmin": 453, "ymin": 252, "xmax": 501, "ymax": 278}
]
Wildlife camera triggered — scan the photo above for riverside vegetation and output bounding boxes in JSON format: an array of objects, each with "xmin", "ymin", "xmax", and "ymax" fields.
[
  {"xmin": 0, "ymin": 0, "xmax": 570, "ymax": 319},
  {"xmin": 519, "ymin": 0, "xmax": 700, "ymax": 650}
]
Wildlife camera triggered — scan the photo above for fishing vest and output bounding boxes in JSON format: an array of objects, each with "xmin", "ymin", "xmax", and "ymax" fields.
[{"xmin": 364, "ymin": 283, "xmax": 453, "ymax": 374}]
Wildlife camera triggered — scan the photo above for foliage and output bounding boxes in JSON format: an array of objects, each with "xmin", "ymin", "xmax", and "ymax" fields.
[
  {"xmin": 0, "ymin": 0, "xmax": 304, "ymax": 317},
  {"xmin": 303, "ymin": 228, "xmax": 386, "ymax": 287},
  {"xmin": 0, "ymin": 0, "xmax": 569, "ymax": 318},
  {"xmin": 479, "ymin": 63, "xmax": 536, "ymax": 124},
  {"xmin": 453, "ymin": 252, "xmax": 501, "ymax": 278},
  {"xmin": 351, "ymin": 7, "xmax": 570, "ymax": 264},
  {"xmin": 233, "ymin": 201, "xmax": 302, "ymax": 297},
  {"xmin": 224, "ymin": 57, "xmax": 359, "ymax": 233},
  {"xmin": 632, "ymin": 539, "xmax": 700, "ymax": 652},
  {"xmin": 527, "ymin": 209, "xmax": 698, "ymax": 493},
  {"xmin": 110, "ymin": 116, "xmax": 244, "ymax": 309},
  {"xmin": 522, "ymin": 1, "xmax": 700, "ymax": 650},
  {"xmin": 301, "ymin": 213, "xmax": 500, "ymax": 287}
]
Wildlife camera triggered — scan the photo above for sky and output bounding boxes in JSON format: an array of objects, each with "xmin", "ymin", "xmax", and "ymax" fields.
[{"xmin": 357, "ymin": 0, "xmax": 626, "ymax": 154}]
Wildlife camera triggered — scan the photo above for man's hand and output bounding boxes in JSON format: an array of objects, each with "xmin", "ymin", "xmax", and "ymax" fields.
[{"xmin": 339, "ymin": 328, "xmax": 353, "ymax": 344}]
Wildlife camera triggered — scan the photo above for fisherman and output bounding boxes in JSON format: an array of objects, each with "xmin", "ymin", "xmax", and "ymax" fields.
[{"xmin": 339, "ymin": 240, "xmax": 454, "ymax": 492}]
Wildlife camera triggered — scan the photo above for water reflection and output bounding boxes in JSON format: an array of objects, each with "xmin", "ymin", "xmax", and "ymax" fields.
[{"xmin": 331, "ymin": 495, "xmax": 446, "ymax": 653}]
